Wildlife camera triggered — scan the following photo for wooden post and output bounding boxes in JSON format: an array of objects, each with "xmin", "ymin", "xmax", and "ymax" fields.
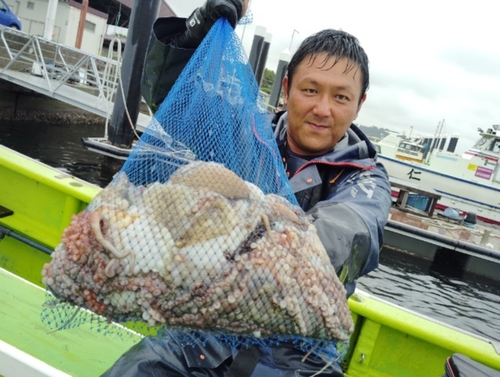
[{"xmin": 75, "ymin": 0, "xmax": 89, "ymax": 49}]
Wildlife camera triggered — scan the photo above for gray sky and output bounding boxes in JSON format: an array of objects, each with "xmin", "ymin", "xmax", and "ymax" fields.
[{"xmin": 167, "ymin": 0, "xmax": 500, "ymax": 154}]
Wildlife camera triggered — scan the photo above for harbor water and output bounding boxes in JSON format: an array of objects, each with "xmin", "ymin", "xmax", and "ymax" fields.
[
  {"xmin": 1, "ymin": 120, "xmax": 500, "ymax": 344},
  {"xmin": 0, "ymin": 120, "xmax": 119, "ymax": 187}
]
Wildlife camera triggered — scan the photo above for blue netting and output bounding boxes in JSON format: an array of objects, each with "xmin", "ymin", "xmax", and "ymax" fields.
[
  {"xmin": 150, "ymin": 327, "xmax": 348, "ymax": 368},
  {"xmin": 41, "ymin": 19, "xmax": 353, "ymax": 364},
  {"xmin": 122, "ymin": 19, "xmax": 295, "ymax": 204}
]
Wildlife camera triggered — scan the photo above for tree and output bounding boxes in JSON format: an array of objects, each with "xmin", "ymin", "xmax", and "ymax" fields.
[{"xmin": 260, "ymin": 68, "xmax": 275, "ymax": 95}]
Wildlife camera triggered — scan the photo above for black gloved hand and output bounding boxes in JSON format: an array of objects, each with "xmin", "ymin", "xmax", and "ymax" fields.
[{"xmin": 175, "ymin": 0, "xmax": 244, "ymax": 48}]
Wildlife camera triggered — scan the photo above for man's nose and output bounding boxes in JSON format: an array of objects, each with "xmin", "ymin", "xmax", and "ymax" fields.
[{"xmin": 312, "ymin": 95, "xmax": 331, "ymax": 117}]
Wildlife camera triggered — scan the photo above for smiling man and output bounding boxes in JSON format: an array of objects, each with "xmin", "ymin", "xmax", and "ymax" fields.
[
  {"xmin": 283, "ymin": 54, "xmax": 366, "ymax": 156},
  {"xmin": 271, "ymin": 30, "xmax": 390, "ymax": 295},
  {"xmin": 103, "ymin": 2, "xmax": 392, "ymax": 377}
]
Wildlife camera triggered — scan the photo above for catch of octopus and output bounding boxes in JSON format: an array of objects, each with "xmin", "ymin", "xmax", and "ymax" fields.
[{"xmin": 42, "ymin": 161, "xmax": 354, "ymax": 341}]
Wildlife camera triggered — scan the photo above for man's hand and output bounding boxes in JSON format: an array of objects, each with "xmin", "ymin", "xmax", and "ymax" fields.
[{"xmin": 177, "ymin": 0, "xmax": 246, "ymax": 48}]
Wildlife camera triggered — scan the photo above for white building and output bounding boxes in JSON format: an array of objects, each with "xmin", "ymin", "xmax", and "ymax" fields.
[{"xmin": 6, "ymin": 0, "xmax": 108, "ymax": 56}]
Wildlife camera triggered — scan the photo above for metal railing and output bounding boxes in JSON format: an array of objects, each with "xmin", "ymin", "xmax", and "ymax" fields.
[{"xmin": 0, "ymin": 25, "xmax": 122, "ymax": 119}]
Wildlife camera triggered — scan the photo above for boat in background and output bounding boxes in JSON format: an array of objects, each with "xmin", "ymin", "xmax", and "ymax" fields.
[
  {"xmin": 1, "ymin": 144, "xmax": 500, "ymax": 376},
  {"xmin": 374, "ymin": 125, "xmax": 500, "ymax": 225}
]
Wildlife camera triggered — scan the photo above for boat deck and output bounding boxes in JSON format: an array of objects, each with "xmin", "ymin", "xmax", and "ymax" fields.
[
  {"xmin": 390, "ymin": 208, "xmax": 500, "ymax": 250},
  {"xmin": 0, "ymin": 268, "xmax": 142, "ymax": 377}
]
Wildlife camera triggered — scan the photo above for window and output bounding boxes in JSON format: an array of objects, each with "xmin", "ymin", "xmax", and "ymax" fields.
[
  {"xmin": 492, "ymin": 141, "xmax": 500, "ymax": 154},
  {"xmin": 84, "ymin": 21, "xmax": 96, "ymax": 33},
  {"xmin": 27, "ymin": 2, "xmax": 34, "ymax": 10}
]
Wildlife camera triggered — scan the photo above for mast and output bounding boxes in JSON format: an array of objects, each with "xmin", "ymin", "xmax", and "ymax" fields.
[{"xmin": 427, "ymin": 119, "xmax": 444, "ymax": 164}]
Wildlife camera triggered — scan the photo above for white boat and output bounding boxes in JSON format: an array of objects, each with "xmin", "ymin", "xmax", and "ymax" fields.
[{"xmin": 374, "ymin": 125, "xmax": 500, "ymax": 225}]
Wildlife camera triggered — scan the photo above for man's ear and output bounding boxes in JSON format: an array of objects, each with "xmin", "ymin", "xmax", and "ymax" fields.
[
  {"xmin": 353, "ymin": 93, "xmax": 367, "ymax": 120},
  {"xmin": 282, "ymin": 76, "xmax": 289, "ymax": 105}
]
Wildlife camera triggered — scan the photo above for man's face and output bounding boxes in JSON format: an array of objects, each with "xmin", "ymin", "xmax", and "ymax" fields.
[{"xmin": 282, "ymin": 54, "xmax": 366, "ymax": 156}]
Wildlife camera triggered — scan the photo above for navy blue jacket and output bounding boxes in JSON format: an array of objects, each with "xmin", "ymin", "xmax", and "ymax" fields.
[{"xmin": 271, "ymin": 112, "xmax": 392, "ymax": 293}]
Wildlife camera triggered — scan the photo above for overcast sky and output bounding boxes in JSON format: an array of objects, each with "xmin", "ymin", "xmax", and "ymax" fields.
[{"xmin": 167, "ymin": 0, "xmax": 500, "ymax": 154}]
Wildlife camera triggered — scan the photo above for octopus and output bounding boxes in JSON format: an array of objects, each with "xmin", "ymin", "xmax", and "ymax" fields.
[{"xmin": 42, "ymin": 161, "xmax": 354, "ymax": 341}]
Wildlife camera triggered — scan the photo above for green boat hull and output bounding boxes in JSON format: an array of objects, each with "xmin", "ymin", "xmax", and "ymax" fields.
[{"xmin": 0, "ymin": 145, "xmax": 499, "ymax": 376}]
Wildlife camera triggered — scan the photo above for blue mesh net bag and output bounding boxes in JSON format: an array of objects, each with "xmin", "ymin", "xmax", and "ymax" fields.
[{"xmin": 42, "ymin": 19, "xmax": 353, "ymax": 360}]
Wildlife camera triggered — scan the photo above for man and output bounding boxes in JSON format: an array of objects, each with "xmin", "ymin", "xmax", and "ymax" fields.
[{"xmin": 102, "ymin": 1, "xmax": 392, "ymax": 375}]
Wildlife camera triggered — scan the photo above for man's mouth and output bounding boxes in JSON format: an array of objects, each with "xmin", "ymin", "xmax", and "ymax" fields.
[{"xmin": 307, "ymin": 122, "xmax": 329, "ymax": 130}]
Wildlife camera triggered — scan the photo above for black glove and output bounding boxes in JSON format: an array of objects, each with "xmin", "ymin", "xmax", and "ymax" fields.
[{"xmin": 175, "ymin": 0, "xmax": 244, "ymax": 48}]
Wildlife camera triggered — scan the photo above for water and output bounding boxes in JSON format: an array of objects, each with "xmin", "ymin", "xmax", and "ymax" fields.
[
  {"xmin": 357, "ymin": 248, "xmax": 500, "ymax": 342},
  {"xmin": 0, "ymin": 120, "xmax": 118, "ymax": 187},
  {"xmin": 2, "ymin": 120, "xmax": 500, "ymax": 343}
]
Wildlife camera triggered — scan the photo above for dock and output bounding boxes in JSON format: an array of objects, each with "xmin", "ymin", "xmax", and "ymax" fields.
[
  {"xmin": 385, "ymin": 207, "xmax": 500, "ymax": 281},
  {"xmin": 0, "ymin": 26, "xmax": 151, "ymax": 133},
  {"xmin": 384, "ymin": 176, "xmax": 500, "ymax": 280}
]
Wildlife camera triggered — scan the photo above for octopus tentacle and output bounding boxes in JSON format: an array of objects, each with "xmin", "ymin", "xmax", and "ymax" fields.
[
  {"xmin": 89, "ymin": 210, "xmax": 130, "ymax": 259},
  {"xmin": 260, "ymin": 213, "xmax": 277, "ymax": 246},
  {"xmin": 126, "ymin": 251, "xmax": 136, "ymax": 276}
]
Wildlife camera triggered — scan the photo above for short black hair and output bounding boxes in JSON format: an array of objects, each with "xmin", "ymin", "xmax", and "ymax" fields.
[{"xmin": 286, "ymin": 29, "xmax": 369, "ymax": 103}]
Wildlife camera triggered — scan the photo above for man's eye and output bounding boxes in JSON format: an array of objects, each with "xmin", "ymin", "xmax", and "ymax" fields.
[
  {"xmin": 336, "ymin": 94, "xmax": 349, "ymax": 101},
  {"xmin": 304, "ymin": 88, "xmax": 316, "ymax": 94}
]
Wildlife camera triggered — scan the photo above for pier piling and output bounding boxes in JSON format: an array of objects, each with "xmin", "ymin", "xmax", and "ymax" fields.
[{"xmin": 108, "ymin": 0, "xmax": 161, "ymax": 147}]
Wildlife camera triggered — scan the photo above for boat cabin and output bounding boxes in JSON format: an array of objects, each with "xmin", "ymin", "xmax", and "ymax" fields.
[
  {"xmin": 471, "ymin": 126, "xmax": 500, "ymax": 155},
  {"xmin": 374, "ymin": 134, "xmax": 427, "ymax": 163},
  {"xmin": 398, "ymin": 140, "xmax": 423, "ymax": 158}
]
